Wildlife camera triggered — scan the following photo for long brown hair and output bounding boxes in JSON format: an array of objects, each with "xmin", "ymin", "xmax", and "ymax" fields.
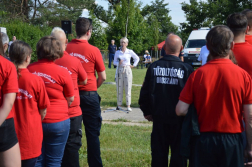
[{"xmin": 9, "ymin": 40, "xmax": 32, "ymax": 78}]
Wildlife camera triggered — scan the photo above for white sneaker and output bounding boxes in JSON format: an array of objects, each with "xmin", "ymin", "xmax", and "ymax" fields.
[{"xmin": 127, "ymin": 107, "xmax": 132, "ymax": 112}]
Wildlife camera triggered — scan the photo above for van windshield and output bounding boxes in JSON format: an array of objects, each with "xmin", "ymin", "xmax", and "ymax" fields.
[{"xmin": 185, "ymin": 40, "xmax": 206, "ymax": 48}]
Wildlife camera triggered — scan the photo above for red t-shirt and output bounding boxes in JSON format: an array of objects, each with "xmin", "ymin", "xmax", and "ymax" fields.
[
  {"xmin": 245, "ymin": 35, "xmax": 252, "ymax": 45},
  {"xmin": 179, "ymin": 59, "xmax": 252, "ymax": 133},
  {"xmin": 13, "ymin": 68, "xmax": 49, "ymax": 160},
  {"xmin": 55, "ymin": 51, "xmax": 87, "ymax": 117},
  {"xmin": 232, "ymin": 42, "xmax": 252, "ymax": 77},
  {"xmin": 0, "ymin": 56, "xmax": 18, "ymax": 119},
  {"xmin": 28, "ymin": 59, "xmax": 74, "ymax": 123},
  {"xmin": 66, "ymin": 39, "xmax": 105, "ymax": 91}
]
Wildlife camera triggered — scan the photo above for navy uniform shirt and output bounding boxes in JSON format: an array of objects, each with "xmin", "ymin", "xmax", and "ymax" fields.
[{"xmin": 108, "ymin": 44, "xmax": 117, "ymax": 54}]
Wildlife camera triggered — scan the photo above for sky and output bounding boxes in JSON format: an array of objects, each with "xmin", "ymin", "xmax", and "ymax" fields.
[{"xmin": 83, "ymin": 0, "xmax": 194, "ymax": 26}]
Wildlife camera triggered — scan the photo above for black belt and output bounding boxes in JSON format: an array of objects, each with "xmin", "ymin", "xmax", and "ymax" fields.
[{"xmin": 79, "ymin": 91, "xmax": 97, "ymax": 96}]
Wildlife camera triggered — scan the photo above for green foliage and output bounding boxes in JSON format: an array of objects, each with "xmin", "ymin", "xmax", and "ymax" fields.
[
  {"xmin": 88, "ymin": 12, "xmax": 108, "ymax": 50},
  {"xmin": 106, "ymin": 0, "xmax": 149, "ymax": 54},
  {"xmin": 181, "ymin": 0, "xmax": 252, "ymax": 40},
  {"xmin": 0, "ymin": 0, "xmax": 96, "ymax": 26},
  {"xmin": 141, "ymin": 0, "xmax": 178, "ymax": 42},
  {"xmin": 2, "ymin": 20, "xmax": 52, "ymax": 62}
]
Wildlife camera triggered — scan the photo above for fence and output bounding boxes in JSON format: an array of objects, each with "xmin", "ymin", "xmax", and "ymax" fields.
[
  {"xmin": 100, "ymin": 50, "xmax": 109, "ymax": 63},
  {"xmin": 100, "ymin": 49, "xmax": 162, "ymax": 64}
]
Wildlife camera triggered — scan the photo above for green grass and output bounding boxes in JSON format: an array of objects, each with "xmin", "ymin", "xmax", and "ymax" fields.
[
  {"xmin": 98, "ymin": 67, "xmax": 147, "ymax": 108},
  {"xmin": 79, "ymin": 124, "xmax": 152, "ymax": 167},
  {"xmin": 111, "ymin": 118, "xmax": 129, "ymax": 122}
]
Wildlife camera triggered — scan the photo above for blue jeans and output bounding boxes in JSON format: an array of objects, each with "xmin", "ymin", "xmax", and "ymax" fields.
[
  {"xmin": 61, "ymin": 115, "xmax": 83, "ymax": 167},
  {"xmin": 108, "ymin": 53, "xmax": 116, "ymax": 68},
  {"xmin": 80, "ymin": 91, "xmax": 103, "ymax": 167},
  {"xmin": 35, "ymin": 119, "xmax": 70, "ymax": 167}
]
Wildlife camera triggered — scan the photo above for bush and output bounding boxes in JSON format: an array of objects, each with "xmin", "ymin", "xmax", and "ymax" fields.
[{"xmin": 2, "ymin": 20, "xmax": 52, "ymax": 62}]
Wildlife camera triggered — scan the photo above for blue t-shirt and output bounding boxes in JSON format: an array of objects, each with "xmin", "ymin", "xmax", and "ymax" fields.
[{"xmin": 108, "ymin": 44, "xmax": 117, "ymax": 54}]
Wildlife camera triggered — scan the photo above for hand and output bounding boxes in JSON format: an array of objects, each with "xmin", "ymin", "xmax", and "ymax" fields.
[
  {"xmin": 119, "ymin": 60, "xmax": 123, "ymax": 65},
  {"xmin": 144, "ymin": 115, "xmax": 153, "ymax": 122},
  {"xmin": 130, "ymin": 65, "xmax": 134, "ymax": 68}
]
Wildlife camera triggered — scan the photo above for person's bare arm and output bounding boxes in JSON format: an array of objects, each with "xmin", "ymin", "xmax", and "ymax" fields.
[
  {"xmin": 0, "ymin": 93, "xmax": 16, "ymax": 126},
  {"xmin": 176, "ymin": 100, "xmax": 190, "ymax": 116},
  {"xmin": 79, "ymin": 78, "xmax": 88, "ymax": 85},
  {"xmin": 66, "ymin": 96, "xmax": 74, "ymax": 107},
  {"xmin": 97, "ymin": 71, "xmax": 106, "ymax": 88},
  {"xmin": 180, "ymin": 56, "xmax": 184, "ymax": 62},
  {"xmin": 39, "ymin": 108, "xmax": 47, "ymax": 120},
  {"xmin": 244, "ymin": 104, "xmax": 252, "ymax": 164}
]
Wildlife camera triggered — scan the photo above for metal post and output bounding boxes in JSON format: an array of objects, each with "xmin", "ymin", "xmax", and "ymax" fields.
[{"xmin": 125, "ymin": 0, "xmax": 130, "ymax": 37}]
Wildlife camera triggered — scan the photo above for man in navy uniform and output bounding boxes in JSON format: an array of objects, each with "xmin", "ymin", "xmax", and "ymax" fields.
[
  {"xmin": 139, "ymin": 34, "xmax": 193, "ymax": 167},
  {"xmin": 108, "ymin": 39, "xmax": 117, "ymax": 68}
]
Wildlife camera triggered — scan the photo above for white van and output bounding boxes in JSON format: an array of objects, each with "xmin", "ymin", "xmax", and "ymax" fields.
[
  {"xmin": 183, "ymin": 27, "xmax": 210, "ymax": 67},
  {"xmin": 0, "ymin": 27, "xmax": 7, "ymax": 34}
]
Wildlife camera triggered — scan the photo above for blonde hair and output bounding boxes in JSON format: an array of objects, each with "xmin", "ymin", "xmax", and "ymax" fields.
[
  {"xmin": 51, "ymin": 27, "xmax": 65, "ymax": 36},
  {"xmin": 120, "ymin": 37, "xmax": 129, "ymax": 44}
]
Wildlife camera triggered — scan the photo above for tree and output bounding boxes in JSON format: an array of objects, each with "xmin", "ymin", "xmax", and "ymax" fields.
[
  {"xmin": 181, "ymin": 0, "xmax": 252, "ymax": 39},
  {"xmin": 181, "ymin": 0, "xmax": 210, "ymax": 35},
  {"xmin": 2, "ymin": 20, "xmax": 52, "ymax": 62},
  {"xmin": 141, "ymin": 0, "xmax": 178, "ymax": 42},
  {"xmin": 0, "ymin": 0, "xmax": 96, "ymax": 26},
  {"xmin": 106, "ymin": 0, "xmax": 147, "ymax": 54},
  {"xmin": 88, "ymin": 11, "xmax": 108, "ymax": 50}
]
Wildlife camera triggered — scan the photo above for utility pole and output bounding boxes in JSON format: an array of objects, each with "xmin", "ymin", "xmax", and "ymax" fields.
[{"xmin": 125, "ymin": 0, "xmax": 130, "ymax": 37}]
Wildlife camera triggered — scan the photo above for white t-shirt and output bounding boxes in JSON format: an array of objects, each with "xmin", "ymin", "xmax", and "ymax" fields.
[
  {"xmin": 197, "ymin": 45, "xmax": 209, "ymax": 66},
  {"xmin": 113, "ymin": 48, "xmax": 140, "ymax": 67}
]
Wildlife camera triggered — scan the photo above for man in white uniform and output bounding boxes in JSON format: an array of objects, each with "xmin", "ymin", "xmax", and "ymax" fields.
[{"xmin": 197, "ymin": 45, "xmax": 209, "ymax": 65}]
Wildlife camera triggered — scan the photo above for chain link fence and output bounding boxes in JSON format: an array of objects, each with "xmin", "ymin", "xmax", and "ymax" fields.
[{"xmin": 100, "ymin": 50, "xmax": 109, "ymax": 64}]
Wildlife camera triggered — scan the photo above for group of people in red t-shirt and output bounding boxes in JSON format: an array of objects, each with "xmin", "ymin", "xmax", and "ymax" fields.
[
  {"xmin": 2, "ymin": 9, "xmax": 252, "ymax": 167},
  {"xmin": 139, "ymin": 9, "xmax": 252, "ymax": 167},
  {"xmin": 0, "ymin": 17, "xmax": 106, "ymax": 167},
  {"xmin": 176, "ymin": 10, "xmax": 252, "ymax": 167}
]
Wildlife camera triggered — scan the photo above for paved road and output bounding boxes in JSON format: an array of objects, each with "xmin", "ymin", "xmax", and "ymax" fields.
[{"xmin": 101, "ymin": 107, "xmax": 146, "ymax": 122}]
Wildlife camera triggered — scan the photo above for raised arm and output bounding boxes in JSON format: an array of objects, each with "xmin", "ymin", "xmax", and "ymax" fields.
[{"xmin": 131, "ymin": 50, "xmax": 140, "ymax": 67}]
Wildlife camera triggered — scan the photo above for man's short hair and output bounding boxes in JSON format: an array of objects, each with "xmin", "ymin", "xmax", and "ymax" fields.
[
  {"xmin": 37, "ymin": 36, "xmax": 63, "ymax": 61},
  {"xmin": 227, "ymin": 13, "xmax": 248, "ymax": 36},
  {"xmin": 206, "ymin": 25, "xmax": 234, "ymax": 58},
  {"xmin": 242, "ymin": 9, "xmax": 252, "ymax": 30},
  {"xmin": 51, "ymin": 27, "xmax": 65, "ymax": 36},
  {"xmin": 76, "ymin": 17, "xmax": 92, "ymax": 37},
  {"xmin": 1, "ymin": 32, "xmax": 9, "ymax": 45}
]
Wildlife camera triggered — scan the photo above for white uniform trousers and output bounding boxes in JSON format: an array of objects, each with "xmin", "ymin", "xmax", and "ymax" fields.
[{"xmin": 116, "ymin": 65, "xmax": 132, "ymax": 106}]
